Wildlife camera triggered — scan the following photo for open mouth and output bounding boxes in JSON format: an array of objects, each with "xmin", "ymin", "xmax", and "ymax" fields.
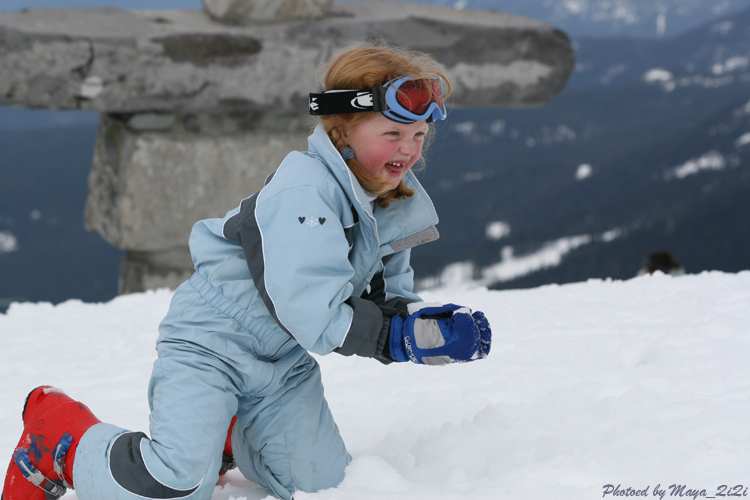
[{"xmin": 385, "ymin": 162, "xmax": 406, "ymax": 174}]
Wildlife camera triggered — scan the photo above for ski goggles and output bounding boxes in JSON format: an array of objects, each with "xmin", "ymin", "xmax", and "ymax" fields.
[{"xmin": 309, "ymin": 75, "xmax": 447, "ymax": 123}]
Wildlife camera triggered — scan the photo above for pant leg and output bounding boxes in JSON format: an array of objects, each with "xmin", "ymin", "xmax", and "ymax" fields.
[
  {"xmin": 73, "ymin": 275, "xmax": 349, "ymax": 500},
  {"xmin": 73, "ymin": 345, "xmax": 238, "ymax": 500},
  {"xmin": 231, "ymin": 345, "xmax": 352, "ymax": 500}
]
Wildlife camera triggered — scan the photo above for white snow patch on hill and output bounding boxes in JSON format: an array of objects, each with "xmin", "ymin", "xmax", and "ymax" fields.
[
  {"xmin": 482, "ymin": 235, "xmax": 593, "ymax": 284},
  {"xmin": 422, "ymin": 228, "xmax": 625, "ymax": 290},
  {"xmin": 712, "ymin": 55, "xmax": 750, "ymax": 75},
  {"xmin": 485, "ymin": 221, "xmax": 511, "ymax": 241},
  {"xmin": 735, "ymin": 132, "xmax": 750, "ymax": 148},
  {"xmin": 643, "ymin": 68, "xmax": 673, "ymax": 83},
  {"xmin": 0, "ymin": 231, "xmax": 18, "ymax": 254},
  {"xmin": 576, "ymin": 163, "xmax": 593, "ymax": 180},
  {"xmin": 667, "ymin": 151, "xmax": 726, "ymax": 179}
]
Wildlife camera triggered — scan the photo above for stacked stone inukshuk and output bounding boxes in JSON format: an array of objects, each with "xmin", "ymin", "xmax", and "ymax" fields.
[{"xmin": 0, "ymin": 0, "xmax": 574, "ymax": 294}]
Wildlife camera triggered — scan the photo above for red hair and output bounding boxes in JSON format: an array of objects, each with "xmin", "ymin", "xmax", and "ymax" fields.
[{"xmin": 316, "ymin": 42, "xmax": 451, "ymax": 207}]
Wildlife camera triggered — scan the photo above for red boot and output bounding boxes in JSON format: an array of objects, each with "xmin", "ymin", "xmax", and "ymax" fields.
[
  {"xmin": 219, "ymin": 415, "xmax": 237, "ymax": 477},
  {"xmin": 2, "ymin": 386, "xmax": 101, "ymax": 500}
]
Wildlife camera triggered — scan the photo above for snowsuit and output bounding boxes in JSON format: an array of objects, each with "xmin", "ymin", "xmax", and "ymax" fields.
[{"xmin": 72, "ymin": 124, "xmax": 440, "ymax": 500}]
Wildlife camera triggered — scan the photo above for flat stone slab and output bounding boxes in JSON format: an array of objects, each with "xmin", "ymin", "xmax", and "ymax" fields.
[
  {"xmin": 0, "ymin": 2, "xmax": 574, "ymax": 113},
  {"xmin": 203, "ymin": 0, "xmax": 333, "ymax": 23}
]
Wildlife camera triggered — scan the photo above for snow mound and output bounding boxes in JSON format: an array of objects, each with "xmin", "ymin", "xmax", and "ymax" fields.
[{"xmin": 2, "ymin": 271, "xmax": 749, "ymax": 499}]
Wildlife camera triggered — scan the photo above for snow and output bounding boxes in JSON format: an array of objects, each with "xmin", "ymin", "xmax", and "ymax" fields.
[
  {"xmin": 563, "ymin": 0, "xmax": 585, "ymax": 15},
  {"xmin": 485, "ymin": 221, "xmax": 511, "ymax": 241},
  {"xmin": 642, "ymin": 65, "xmax": 746, "ymax": 93},
  {"xmin": 600, "ymin": 227, "xmax": 623, "ymax": 242},
  {"xmin": 712, "ymin": 56, "xmax": 749, "ymax": 76},
  {"xmin": 575, "ymin": 163, "xmax": 593, "ymax": 180},
  {"xmin": 481, "ymin": 236, "xmax": 593, "ymax": 284},
  {"xmin": 667, "ymin": 151, "xmax": 726, "ymax": 179},
  {"xmin": 643, "ymin": 69, "xmax": 676, "ymax": 92},
  {"xmin": 420, "ymin": 228, "xmax": 627, "ymax": 290},
  {"xmin": 643, "ymin": 68, "xmax": 673, "ymax": 83},
  {"xmin": 4, "ymin": 272, "xmax": 749, "ymax": 499},
  {"xmin": 540, "ymin": 124, "xmax": 577, "ymax": 145},
  {"xmin": 453, "ymin": 121, "xmax": 476, "ymax": 137},
  {"xmin": 735, "ymin": 132, "xmax": 750, "ymax": 148},
  {"xmin": 0, "ymin": 231, "xmax": 18, "ymax": 254},
  {"xmin": 452, "ymin": 121, "xmax": 484, "ymax": 144},
  {"xmin": 462, "ymin": 171, "xmax": 486, "ymax": 182},
  {"xmin": 489, "ymin": 120, "xmax": 505, "ymax": 136},
  {"xmin": 656, "ymin": 10, "xmax": 666, "ymax": 37}
]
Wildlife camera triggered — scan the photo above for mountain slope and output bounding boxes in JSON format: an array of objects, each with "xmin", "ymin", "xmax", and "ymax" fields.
[
  {"xmin": 412, "ymin": 6, "xmax": 750, "ymax": 288},
  {"xmin": 571, "ymin": 4, "xmax": 750, "ymax": 89},
  {"xmin": 342, "ymin": 0, "xmax": 750, "ymax": 38}
]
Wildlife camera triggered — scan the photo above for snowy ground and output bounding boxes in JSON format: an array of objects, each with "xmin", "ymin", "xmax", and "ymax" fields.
[{"xmin": 2, "ymin": 271, "xmax": 749, "ymax": 500}]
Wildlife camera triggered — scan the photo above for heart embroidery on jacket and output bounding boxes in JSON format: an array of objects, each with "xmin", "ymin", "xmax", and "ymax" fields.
[{"xmin": 299, "ymin": 216, "xmax": 327, "ymax": 227}]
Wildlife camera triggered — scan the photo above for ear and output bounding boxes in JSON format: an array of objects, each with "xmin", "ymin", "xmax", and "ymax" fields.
[{"xmin": 336, "ymin": 119, "xmax": 350, "ymax": 142}]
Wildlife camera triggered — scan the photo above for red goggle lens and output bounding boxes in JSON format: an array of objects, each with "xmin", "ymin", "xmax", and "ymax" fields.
[{"xmin": 396, "ymin": 79, "xmax": 444, "ymax": 115}]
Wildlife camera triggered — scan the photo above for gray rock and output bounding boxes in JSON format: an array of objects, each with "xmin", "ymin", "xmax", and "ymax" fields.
[
  {"xmin": 85, "ymin": 111, "xmax": 310, "ymax": 252},
  {"xmin": 203, "ymin": 0, "xmax": 333, "ymax": 24},
  {"xmin": 119, "ymin": 248, "xmax": 195, "ymax": 294},
  {"xmin": 0, "ymin": 3, "xmax": 574, "ymax": 113},
  {"xmin": 126, "ymin": 112, "xmax": 177, "ymax": 131},
  {"xmin": 0, "ymin": 2, "xmax": 576, "ymax": 293}
]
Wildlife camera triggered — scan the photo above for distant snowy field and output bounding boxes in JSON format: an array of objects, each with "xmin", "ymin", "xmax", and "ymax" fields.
[{"xmin": 2, "ymin": 271, "xmax": 750, "ymax": 500}]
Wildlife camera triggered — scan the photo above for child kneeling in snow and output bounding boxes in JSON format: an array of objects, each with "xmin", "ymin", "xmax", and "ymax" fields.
[{"xmin": 3, "ymin": 42, "xmax": 491, "ymax": 500}]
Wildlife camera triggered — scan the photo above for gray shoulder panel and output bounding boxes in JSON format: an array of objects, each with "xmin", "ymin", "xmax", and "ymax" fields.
[
  {"xmin": 388, "ymin": 226, "xmax": 439, "ymax": 253},
  {"xmin": 222, "ymin": 192, "xmax": 293, "ymax": 338}
]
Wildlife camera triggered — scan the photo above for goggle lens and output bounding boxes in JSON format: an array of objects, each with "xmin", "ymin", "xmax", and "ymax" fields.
[{"xmin": 395, "ymin": 79, "xmax": 444, "ymax": 115}]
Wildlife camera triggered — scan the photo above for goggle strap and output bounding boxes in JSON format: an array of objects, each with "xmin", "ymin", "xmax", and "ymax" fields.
[
  {"xmin": 309, "ymin": 88, "xmax": 385, "ymax": 116},
  {"xmin": 372, "ymin": 87, "xmax": 386, "ymax": 112}
]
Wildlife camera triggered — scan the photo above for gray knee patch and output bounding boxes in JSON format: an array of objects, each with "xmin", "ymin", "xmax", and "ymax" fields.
[{"xmin": 109, "ymin": 432, "xmax": 202, "ymax": 499}]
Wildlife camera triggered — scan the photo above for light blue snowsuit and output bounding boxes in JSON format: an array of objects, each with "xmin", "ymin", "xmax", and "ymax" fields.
[{"xmin": 72, "ymin": 124, "xmax": 440, "ymax": 500}]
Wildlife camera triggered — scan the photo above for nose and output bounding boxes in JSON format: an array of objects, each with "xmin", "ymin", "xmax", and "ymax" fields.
[{"xmin": 399, "ymin": 139, "xmax": 418, "ymax": 157}]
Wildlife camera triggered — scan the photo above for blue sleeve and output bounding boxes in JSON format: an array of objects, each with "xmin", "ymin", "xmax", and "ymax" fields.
[
  {"xmin": 223, "ymin": 184, "xmax": 360, "ymax": 355},
  {"xmin": 383, "ymin": 248, "xmax": 421, "ymax": 304}
]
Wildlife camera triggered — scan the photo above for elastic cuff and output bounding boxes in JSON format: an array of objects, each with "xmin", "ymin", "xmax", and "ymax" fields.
[{"xmin": 374, "ymin": 316, "xmax": 394, "ymax": 363}]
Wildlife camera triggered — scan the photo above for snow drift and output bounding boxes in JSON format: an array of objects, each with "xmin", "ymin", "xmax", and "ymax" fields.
[{"xmin": 2, "ymin": 271, "xmax": 749, "ymax": 499}]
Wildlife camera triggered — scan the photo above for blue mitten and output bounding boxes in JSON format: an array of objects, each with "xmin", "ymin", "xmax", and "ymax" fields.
[
  {"xmin": 472, "ymin": 310, "xmax": 492, "ymax": 358},
  {"xmin": 389, "ymin": 303, "xmax": 492, "ymax": 365}
]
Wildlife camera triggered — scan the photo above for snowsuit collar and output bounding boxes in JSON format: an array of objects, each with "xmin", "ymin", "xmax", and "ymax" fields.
[{"xmin": 306, "ymin": 124, "xmax": 440, "ymax": 256}]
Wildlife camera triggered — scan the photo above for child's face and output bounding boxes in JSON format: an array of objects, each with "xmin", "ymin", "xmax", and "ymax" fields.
[{"xmin": 343, "ymin": 113, "xmax": 429, "ymax": 191}]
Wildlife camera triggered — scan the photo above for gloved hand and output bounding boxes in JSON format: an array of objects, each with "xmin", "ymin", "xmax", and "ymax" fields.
[{"xmin": 388, "ymin": 303, "xmax": 492, "ymax": 365}]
